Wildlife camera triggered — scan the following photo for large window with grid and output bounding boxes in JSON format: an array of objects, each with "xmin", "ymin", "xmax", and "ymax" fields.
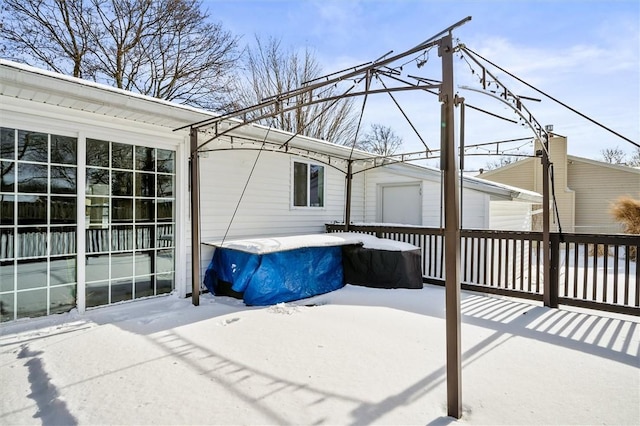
[
  {"xmin": 85, "ymin": 139, "xmax": 175, "ymax": 308},
  {"xmin": 1, "ymin": 128, "xmax": 78, "ymax": 322},
  {"xmin": 0, "ymin": 128, "xmax": 177, "ymax": 322}
]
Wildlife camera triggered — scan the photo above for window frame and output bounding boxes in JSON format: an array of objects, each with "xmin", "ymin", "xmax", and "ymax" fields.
[{"xmin": 291, "ymin": 159, "xmax": 326, "ymax": 209}]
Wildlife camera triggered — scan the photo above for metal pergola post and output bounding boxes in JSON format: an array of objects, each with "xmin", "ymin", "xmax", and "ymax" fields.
[
  {"xmin": 344, "ymin": 160, "xmax": 353, "ymax": 231},
  {"xmin": 542, "ymin": 135, "xmax": 557, "ymax": 307},
  {"xmin": 439, "ymin": 33, "xmax": 462, "ymax": 419},
  {"xmin": 190, "ymin": 127, "xmax": 201, "ymax": 306}
]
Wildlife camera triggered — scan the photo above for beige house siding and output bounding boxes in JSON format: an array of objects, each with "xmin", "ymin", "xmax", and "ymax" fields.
[
  {"xmin": 475, "ymin": 135, "xmax": 640, "ymax": 234},
  {"xmin": 567, "ymin": 159, "xmax": 640, "ymax": 234},
  {"xmin": 480, "ymin": 158, "xmax": 537, "ymax": 192}
]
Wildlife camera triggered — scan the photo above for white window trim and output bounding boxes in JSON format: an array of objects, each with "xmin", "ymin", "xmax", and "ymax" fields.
[{"xmin": 290, "ymin": 158, "xmax": 326, "ymax": 210}]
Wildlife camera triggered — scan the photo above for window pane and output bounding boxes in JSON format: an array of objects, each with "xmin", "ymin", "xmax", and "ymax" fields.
[
  {"xmin": 86, "ymin": 254, "xmax": 109, "ymax": 282},
  {"xmin": 50, "ymin": 284, "xmax": 76, "ymax": 315},
  {"xmin": 135, "ymin": 172, "xmax": 155, "ymax": 197},
  {"xmin": 17, "ymin": 288, "xmax": 47, "ymax": 319},
  {"xmin": 112, "ymin": 143, "xmax": 133, "ymax": 169},
  {"xmin": 157, "ymin": 200, "xmax": 173, "ymax": 222},
  {"xmin": 136, "ymin": 225, "xmax": 154, "ymax": 249},
  {"xmin": 50, "ymin": 256, "xmax": 76, "ymax": 285},
  {"xmin": 0, "ymin": 229, "xmax": 14, "ymax": 259},
  {"xmin": 86, "ymin": 228, "xmax": 109, "ymax": 253},
  {"xmin": 86, "ymin": 139, "xmax": 109, "ymax": 167},
  {"xmin": 157, "ymin": 272, "xmax": 174, "ymax": 294},
  {"xmin": 134, "ymin": 275, "xmax": 154, "ymax": 298},
  {"xmin": 1, "ymin": 161, "xmax": 15, "ymax": 192},
  {"xmin": 157, "ymin": 224, "xmax": 173, "ymax": 248},
  {"xmin": 86, "ymin": 168, "xmax": 110, "ymax": 195},
  {"xmin": 17, "ymin": 196, "xmax": 47, "ymax": 225},
  {"xmin": 293, "ymin": 162, "xmax": 307, "ymax": 207},
  {"xmin": 17, "ymin": 163, "xmax": 48, "ymax": 193},
  {"xmin": 157, "ymin": 149, "xmax": 174, "ymax": 173},
  {"xmin": 86, "ymin": 197, "xmax": 109, "ymax": 228},
  {"xmin": 51, "ymin": 196, "xmax": 76, "ymax": 224},
  {"xmin": 111, "ymin": 252, "xmax": 133, "ymax": 279},
  {"xmin": 1, "ymin": 195, "xmax": 14, "ymax": 226},
  {"xmin": 136, "ymin": 199, "xmax": 155, "ymax": 222},
  {"xmin": 0, "ymin": 260, "xmax": 14, "ymax": 292},
  {"xmin": 134, "ymin": 250, "xmax": 154, "ymax": 276},
  {"xmin": 111, "ymin": 225, "xmax": 134, "ymax": 251},
  {"xmin": 51, "ymin": 166, "xmax": 76, "ymax": 194},
  {"xmin": 112, "ymin": 198, "xmax": 133, "ymax": 223},
  {"xmin": 157, "ymin": 249, "xmax": 174, "ymax": 273},
  {"xmin": 112, "ymin": 171, "xmax": 133, "ymax": 196},
  {"xmin": 17, "ymin": 258, "xmax": 48, "ymax": 289},
  {"xmin": 136, "ymin": 146, "xmax": 155, "ymax": 171},
  {"xmin": 111, "ymin": 278, "xmax": 132, "ymax": 303},
  {"xmin": 86, "ymin": 281, "xmax": 109, "ymax": 308},
  {"xmin": 17, "ymin": 227, "xmax": 47, "ymax": 257},
  {"xmin": 0, "ymin": 292, "xmax": 15, "ymax": 322},
  {"xmin": 50, "ymin": 227, "xmax": 77, "ymax": 255},
  {"xmin": 1, "ymin": 128, "xmax": 15, "ymax": 160},
  {"xmin": 309, "ymin": 164, "xmax": 324, "ymax": 207},
  {"xmin": 17, "ymin": 131, "xmax": 48, "ymax": 163},
  {"xmin": 157, "ymin": 174, "xmax": 174, "ymax": 197},
  {"xmin": 51, "ymin": 135, "xmax": 77, "ymax": 165}
]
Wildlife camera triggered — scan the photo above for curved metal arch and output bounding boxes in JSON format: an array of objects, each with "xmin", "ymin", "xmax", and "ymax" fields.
[
  {"xmin": 200, "ymin": 146, "xmax": 349, "ymax": 174},
  {"xmin": 460, "ymin": 85, "xmax": 549, "ymax": 150}
]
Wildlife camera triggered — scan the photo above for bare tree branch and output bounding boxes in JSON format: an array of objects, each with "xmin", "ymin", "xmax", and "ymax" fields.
[
  {"xmin": 1, "ymin": 0, "xmax": 240, "ymax": 110},
  {"xmin": 230, "ymin": 36, "xmax": 358, "ymax": 145},
  {"xmin": 358, "ymin": 123, "xmax": 403, "ymax": 156}
]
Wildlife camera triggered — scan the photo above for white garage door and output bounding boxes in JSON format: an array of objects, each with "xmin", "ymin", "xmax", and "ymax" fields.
[{"xmin": 381, "ymin": 184, "xmax": 422, "ymax": 225}]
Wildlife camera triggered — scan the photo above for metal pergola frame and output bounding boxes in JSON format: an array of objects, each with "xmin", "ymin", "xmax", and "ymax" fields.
[{"xmin": 176, "ymin": 16, "xmax": 554, "ymax": 419}]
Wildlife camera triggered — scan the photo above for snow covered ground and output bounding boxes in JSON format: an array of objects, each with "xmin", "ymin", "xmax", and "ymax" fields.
[{"xmin": 1, "ymin": 284, "xmax": 638, "ymax": 425}]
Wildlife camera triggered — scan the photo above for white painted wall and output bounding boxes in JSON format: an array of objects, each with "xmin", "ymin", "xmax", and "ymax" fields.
[
  {"xmin": 489, "ymin": 201, "xmax": 533, "ymax": 231},
  {"xmin": 363, "ymin": 167, "xmax": 492, "ymax": 228}
]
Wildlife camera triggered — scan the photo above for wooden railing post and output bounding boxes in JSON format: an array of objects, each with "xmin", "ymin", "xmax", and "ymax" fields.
[{"xmin": 548, "ymin": 233, "xmax": 560, "ymax": 308}]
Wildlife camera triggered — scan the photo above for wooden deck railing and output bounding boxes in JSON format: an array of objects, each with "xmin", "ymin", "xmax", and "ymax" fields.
[{"xmin": 326, "ymin": 224, "xmax": 639, "ymax": 316}]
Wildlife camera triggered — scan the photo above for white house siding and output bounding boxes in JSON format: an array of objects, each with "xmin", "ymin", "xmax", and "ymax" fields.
[
  {"xmin": 186, "ymin": 149, "xmax": 350, "ymax": 287},
  {"xmin": 489, "ymin": 201, "xmax": 533, "ymax": 231},
  {"xmin": 363, "ymin": 167, "xmax": 492, "ymax": 228},
  {"xmin": 460, "ymin": 189, "xmax": 490, "ymax": 229}
]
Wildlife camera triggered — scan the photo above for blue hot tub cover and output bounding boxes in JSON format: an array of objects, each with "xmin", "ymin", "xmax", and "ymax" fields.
[{"xmin": 204, "ymin": 245, "xmax": 345, "ymax": 306}]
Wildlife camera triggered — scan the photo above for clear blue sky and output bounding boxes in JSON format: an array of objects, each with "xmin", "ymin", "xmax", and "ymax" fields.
[{"xmin": 205, "ymin": 0, "xmax": 639, "ymax": 169}]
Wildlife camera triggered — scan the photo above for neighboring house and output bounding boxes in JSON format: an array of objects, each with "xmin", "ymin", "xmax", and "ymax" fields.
[
  {"xmin": 477, "ymin": 135, "xmax": 640, "ymax": 234},
  {"xmin": 0, "ymin": 59, "xmax": 540, "ymax": 322}
]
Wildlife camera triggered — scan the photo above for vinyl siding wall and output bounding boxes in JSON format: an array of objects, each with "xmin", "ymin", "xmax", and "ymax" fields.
[
  {"xmin": 480, "ymin": 158, "xmax": 537, "ymax": 192},
  {"xmin": 363, "ymin": 168, "xmax": 491, "ymax": 228},
  {"xmin": 567, "ymin": 160, "xmax": 640, "ymax": 234},
  {"xmin": 480, "ymin": 136, "xmax": 575, "ymax": 232},
  {"xmin": 186, "ymin": 149, "xmax": 355, "ymax": 289},
  {"xmin": 489, "ymin": 201, "xmax": 533, "ymax": 231}
]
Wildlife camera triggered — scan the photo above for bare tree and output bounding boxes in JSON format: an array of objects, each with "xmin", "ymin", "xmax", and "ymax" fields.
[
  {"xmin": 628, "ymin": 147, "xmax": 640, "ymax": 167},
  {"xmin": 601, "ymin": 146, "xmax": 627, "ymax": 164},
  {"xmin": 232, "ymin": 36, "xmax": 358, "ymax": 145},
  {"xmin": 0, "ymin": 0, "xmax": 96, "ymax": 77},
  {"xmin": 483, "ymin": 154, "xmax": 522, "ymax": 171},
  {"xmin": 1, "ymin": 0, "xmax": 240, "ymax": 110},
  {"xmin": 357, "ymin": 123, "xmax": 403, "ymax": 156}
]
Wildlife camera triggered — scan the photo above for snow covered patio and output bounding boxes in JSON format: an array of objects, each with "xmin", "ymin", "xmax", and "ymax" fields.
[{"xmin": 1, "ymin": 284, "xmax": 638, "ymax": 425}]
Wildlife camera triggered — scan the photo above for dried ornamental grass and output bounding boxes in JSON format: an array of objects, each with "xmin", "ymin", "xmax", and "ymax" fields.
[{"xmin": 610, "ymin": 196, "xmax": 639, "ymax": 260}]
